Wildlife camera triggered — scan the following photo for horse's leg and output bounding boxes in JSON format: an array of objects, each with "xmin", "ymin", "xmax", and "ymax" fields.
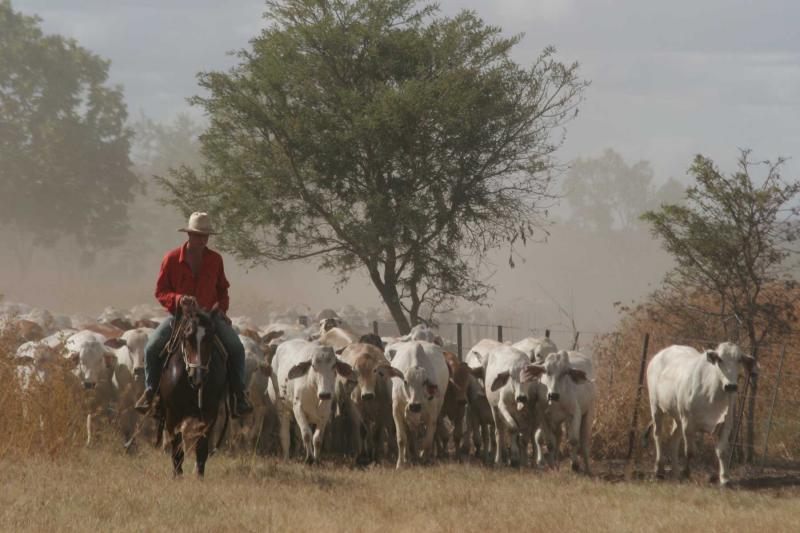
[
  {"xmin": 196, "ymin": 431, "xmax": 209, "ymax": 478},
  {"xmin": 171, "ymin": 431, "xmax": 184, "ymax": 477}
]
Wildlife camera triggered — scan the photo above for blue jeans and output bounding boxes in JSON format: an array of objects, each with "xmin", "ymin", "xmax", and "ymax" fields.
[{"xmin": 144, "ymin": 315, "xmax": 246, "ymax": 393}]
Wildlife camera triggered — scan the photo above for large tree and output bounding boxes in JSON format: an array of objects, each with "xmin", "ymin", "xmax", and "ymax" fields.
[
  {"xmin": 161, "ymin": 0, "xmax": 587, "ymax": 333},
  {"xmin": 0, "ymin": 1, "xmax": 136, "ymax": 269},
  {"xmin": 642, "ymin": 149, "xmax": 800, "ymax": 461},
  {"xmin": 564, "ymin": 149, "xmax": 683, "ymax": 232}
]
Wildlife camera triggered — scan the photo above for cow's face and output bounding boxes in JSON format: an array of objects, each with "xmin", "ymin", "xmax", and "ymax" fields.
[
  {"xmin": 524, "ymin": 351, "xmax": 587, "ymax": 404},
  {"xmin": 448, "ymin": 360, "xmax": 471, "ymax": 406},
  {"xmin": 289, "ymin": 346, "xmax": 352, "ymax": 401},
  {"xmin": 401, "ymin": 366, "xmax": 438, "ymax": 419},
  {"xmin": 320, "ymin": 318, "xmax": 342, "ymax": 332},
  {"xmin": 533, "ymin": 338, "xmax": 558, "ymax": 363},
  {"xmin": 706, "ymin": 342, "xmax": 757, "ymax": 393},
  {"xmin": 77, "ymin": 340, "xmax": 116, "ymax": 388},
  {"xmin": 491, "ymin": 362, "xmax": 535, "ymax": 410},
  {"xmin": 352, "ymin": 354, "xmax": 379, "ymax": 400}
]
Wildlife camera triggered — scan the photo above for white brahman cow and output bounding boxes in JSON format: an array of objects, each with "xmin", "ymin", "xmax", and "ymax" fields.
[
  {"xmin": 269, "ymin": 339, "xmax": 352, "ymax": 464},
  {"xmin": 485, "ymin": 344, "xmax": 540, "ymax": 467},
  {"xmin": 524, "ymin": 350, "xmax": 596, "ymax": 474},
  {"xmin": 646, "ymin": 342, "xmax": 757, "ymax": 486},
  {"xmin": 388, "ymin": 340, "xmax": 449, "ymax": 469}
]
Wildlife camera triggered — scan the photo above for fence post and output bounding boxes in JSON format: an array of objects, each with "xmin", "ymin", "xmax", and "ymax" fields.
[
  {"xmin": 545, "ymin": 329, "xmax": 550, "ymax": 339},
  {"xmin": 372, "ymin": 320, "xmax": 379, "ymax": 336},
  {"xmin": 572, "ymin": 331, "xmax": 580, "ymax": 350},
  {"xmin": 457, "ymin": 323, "xmax": 463, "ymax": 361},
  {"xmin": 497, "ymin": 325, "xmax": 503, "ymax": 343},
  {"xmin": 626, "ymin": 333, "xmax": 650, "ymax": 462},
  {"xmin": 760, "ymin": 344, "xmax": 787, "ymax": 467}
]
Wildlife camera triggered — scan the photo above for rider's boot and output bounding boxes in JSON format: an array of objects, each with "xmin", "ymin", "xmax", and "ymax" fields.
[
  {"xmin": 134, "ymin": 387, "xmax": 156, "ymax": 415},
  {"xmin": 232, "ymin": 390, "xmax": 253, "ymax": 418}
]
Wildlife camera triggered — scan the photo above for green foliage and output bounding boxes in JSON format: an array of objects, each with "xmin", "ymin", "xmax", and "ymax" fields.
[
  {"xmin": 641, "ymin": 149, "xmax": 800, "ymax": 345},
  {"xmin": 159, "ymin": 0, "xmax": 587, "ymax": 331},
  {"xmin": 0, "ymin": 1, "xmax": 136, "ymax": 252},
  {"xmin": 564, "ymin": 149, "xmax": 683, "ymax": 232}
]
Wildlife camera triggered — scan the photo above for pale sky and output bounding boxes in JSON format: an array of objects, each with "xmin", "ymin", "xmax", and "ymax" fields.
[
  {"xmin": 15, "ymin": 0, "xmax": 800, "ymax": 181},
  {"xmin": 7, "ymin": 0, "xmax": 800, "ymax": 330}
]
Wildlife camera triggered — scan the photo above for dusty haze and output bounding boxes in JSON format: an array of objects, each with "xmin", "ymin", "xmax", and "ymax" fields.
[{"xmin": 4, "ymin": 0, "xmax": 797, "ymax": 332}]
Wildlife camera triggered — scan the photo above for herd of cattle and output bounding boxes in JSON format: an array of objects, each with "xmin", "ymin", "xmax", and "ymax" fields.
[{"xmin": 1, "ymin": 301, "xmax": 758, "ymax": 485}]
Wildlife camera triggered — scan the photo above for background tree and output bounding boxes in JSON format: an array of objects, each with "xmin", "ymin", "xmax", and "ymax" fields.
[
  {"xmin": 0, "ymin": 0, "xmax": 136, "ymax": 270},
  {"xmin": 564, "ymin": 148, "xmax": 683, "ymax": 232},
  {"xmin": 160, "ymin": 0, "xmax": 587, "ymax": 333},
  {"xmin": 642, "ymin": 149, "xmax": 800, "ymax": 462}
]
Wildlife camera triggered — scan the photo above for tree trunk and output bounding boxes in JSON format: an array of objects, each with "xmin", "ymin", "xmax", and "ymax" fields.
[
  {"xmin": 745, "ymin": 342, "xmax": 759, "ymax": 464},
  {"xmin": 383, "ymin": 295, "xmax": 411, "ymax": 335},
  {"xmin": 367, "ymin": 266, "xmax": 411, "ymax": 335}
]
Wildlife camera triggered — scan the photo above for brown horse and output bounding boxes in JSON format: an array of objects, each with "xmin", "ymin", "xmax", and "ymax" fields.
[{"xmin": 156, "ymin": 304, "xmax": 229, "ymax": 477}]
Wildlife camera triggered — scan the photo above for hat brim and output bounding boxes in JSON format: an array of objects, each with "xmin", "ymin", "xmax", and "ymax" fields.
[{"xmin": 178, "ymin": 228, "xmax": 219, "ymax": 235}]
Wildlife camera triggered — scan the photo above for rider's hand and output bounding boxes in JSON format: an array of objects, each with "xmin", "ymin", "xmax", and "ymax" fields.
[{"xmin": 180, "ymin": 295, "xmax": 197, "ymax": 311}]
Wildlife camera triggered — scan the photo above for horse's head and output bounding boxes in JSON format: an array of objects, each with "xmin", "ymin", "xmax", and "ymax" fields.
[{"xmin": 181, "ymin": 304, "xmax": 220, "ymax": 387}]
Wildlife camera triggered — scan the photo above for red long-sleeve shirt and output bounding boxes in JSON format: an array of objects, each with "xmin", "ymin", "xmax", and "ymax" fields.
[{"xmin": 155, "ymin": 243, "xmax": 230, "ymax": 315}]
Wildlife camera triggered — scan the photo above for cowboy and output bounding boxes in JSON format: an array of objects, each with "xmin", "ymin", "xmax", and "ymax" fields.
[{"xmin": 134, "ymin": 212, "xmax": 253, "ymax": 416}]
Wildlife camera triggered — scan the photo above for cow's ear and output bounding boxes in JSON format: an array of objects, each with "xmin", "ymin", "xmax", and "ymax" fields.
[
  {"xmin": 384, "ymin": 366, "xmax": 405, "ymax": 380},
  {"xmin": 521, "ymin": 364, "xmax": 545, "ymax": 383},
  {"xmin": 567, "ymin": 368, "xmax": 587, "ymax": 383},
  {"xmin": 335, "ymin": 361, "xmax": 353, "ymax": 378},
  {"xmin": 742, "ymin": 355, "xmax": 758, "ymax": 375},
  {"xmin": 706, "ymin": 351, "xmax": 721, "ymax": 365},
  {"xmin": 491, "ymin": 371, "xmax": 510, "ymax": 392},
  {"xmin": 104, "ymin": 338, "xmax": 126, "ymax": 349},
  {"xmin": 425, "ymin": 381, "xmax": 439, "ymax": 398},
  {"xmin": 470, "ymin": 366, "xmax": 485, "ymax": 381},
  {"xmin": 287, "ymin": 361, "xmax": 312, "ymax": 379},
  {"xmin": 261, "ymin": 330, "xmax": 284, "ymax": 344},
  {"xmin": 260, "ymin": 364, "xmax": 273, "ymax": 378}
]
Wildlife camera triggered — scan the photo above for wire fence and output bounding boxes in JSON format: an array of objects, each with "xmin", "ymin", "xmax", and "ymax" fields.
[{"xmin": 370, "ymin": 319, "xmax": 800, "ymax": 468}]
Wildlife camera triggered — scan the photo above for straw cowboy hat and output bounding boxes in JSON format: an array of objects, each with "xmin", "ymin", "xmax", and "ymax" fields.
[{"xmin": 178, "ymin": 211, "xmax": 219, "ymax": 235}]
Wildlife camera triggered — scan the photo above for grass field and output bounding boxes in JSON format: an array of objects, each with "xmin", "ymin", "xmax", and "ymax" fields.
[{"xmin": 2, "ymin": 447, "xmax": 800, "ymax": 533}]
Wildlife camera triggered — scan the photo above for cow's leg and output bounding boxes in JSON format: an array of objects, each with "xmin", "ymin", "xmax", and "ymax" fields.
[
  {"xmin": 86, "ymin": 413, "xmax": 93, "ymax": 447},
  {"xmin": 652, "ymin": 407, "xmax": 666, "ymax": 478},
  {"xmin": 490, "ymin": 406, "xmax": 505, "ymax": 465},
  {"xmin": 579, "ymin": 409, "xmax": 593, "ymax": 476},
  {"xmin": 434, "ymin": 416, "xmax": 449, "ymax": 459},
  {"xmin": 346, "ymin": 401, "xmax": 364, "ymax": 463},
  {"xmin": 452, "ymin": 409, "xmax": 465, "ymax": 460},
  {"xmin": 279, "ymin": 410, "xmax": 291, "ymax": 461},
  {"xmin": 292, "ymin": 404, "xmax": 314, "ymax": 464},
  {"xmin": 312, "ymin": 422, "xmax": 326, "ymax": 465},
  {"xmin": 567, "ymin": 412, "xmax": 582, "ymax": 472},
  {"xmin": 421, "ymin": 413, "xmax": 438, "ymax": 464},
  {"xmin": 667, "ymin": 418, "xmax": 682, "ymax": 478},
  {"xmin": 393, "ymin": 405, "xmax": 408, "ymax": 469},
  {"xmin": 485, "ymin": 422, "xmax": 496, "ymax": 464},
  {"xmin": 715, "ymin": 417, "xmax": 734, "ymax": 486},
  {"xmin": 534, "ymin": 426, "xmax": 548, "ymax": 467},
  {"xmin": 680, "ymin": 417, "xmax": 695, "ymax": 480}
]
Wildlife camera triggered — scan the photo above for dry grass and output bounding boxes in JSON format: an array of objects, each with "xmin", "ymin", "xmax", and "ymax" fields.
[
  {"xmin": 1, "ymin": 447, "xmax": 799, "ymax": 533},
  {"xmin": 0, "ymin": 338, "xmax": 86, "ymax": 459}
]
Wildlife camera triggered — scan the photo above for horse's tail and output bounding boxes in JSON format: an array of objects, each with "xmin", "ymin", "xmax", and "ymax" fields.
[{"xmin": 212, "ymin": 394, "xmax": 230, "ymax": 455}]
